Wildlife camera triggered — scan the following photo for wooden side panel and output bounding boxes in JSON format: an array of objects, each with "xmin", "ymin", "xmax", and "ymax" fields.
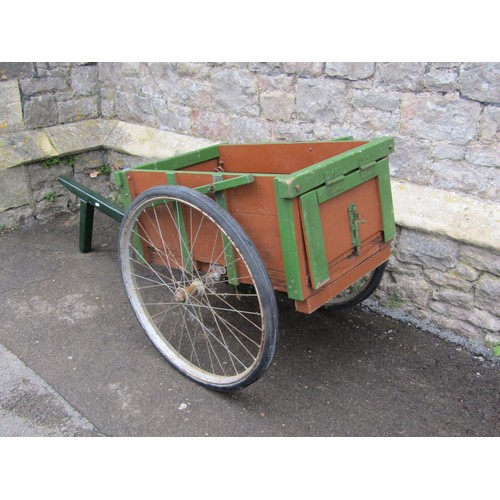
[
  {"xmin": 218, "ymin": 142, "xmax": 366, "ymax": 174},
  {"xmin": 295, "ymin": 244, "xmax": 391, "ymax": 313},
  {"xmin": 125, "ymin": 170, "xmax": 294, "ymax": 291},
  {"xmin": 317, "ymin": 177, "xmax": 383, "ymax": 264}
]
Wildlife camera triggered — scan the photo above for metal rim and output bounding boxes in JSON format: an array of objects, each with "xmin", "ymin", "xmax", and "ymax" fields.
[
  {"xmin": 120, "ymin": 189, "xmax": 274, "ymax": 388},
  {"xmin": 325, "ymin": 269, "xmax": 377, "ymax": 306}
]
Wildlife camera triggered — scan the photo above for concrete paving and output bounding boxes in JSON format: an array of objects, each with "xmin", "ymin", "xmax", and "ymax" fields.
[{"xmin": 0, "ymin": 212, "xmax": 498, "ymax": 436}]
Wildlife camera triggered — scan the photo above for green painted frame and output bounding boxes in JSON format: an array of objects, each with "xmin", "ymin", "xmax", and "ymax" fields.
[
  {"xmin": 297, "ymin": 158, "xmax": 395, "ymax": 290},
  {"xmin": 110, "ymin": 136, "xmax": 396, "ymax": 301}
]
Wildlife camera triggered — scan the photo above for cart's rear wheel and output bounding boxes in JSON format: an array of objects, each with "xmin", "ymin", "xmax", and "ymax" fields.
[
  {"xmin": 119, "ymin": 185, "xmax": 278, "ymax": 391},
  {"xmin": 321, "ymin": 261, "xmax": 388, "ymax": 311}
]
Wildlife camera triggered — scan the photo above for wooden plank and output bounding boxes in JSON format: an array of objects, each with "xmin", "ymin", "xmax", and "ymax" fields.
[
  {"xmin": 276, "ymin": 137, "xmax": 395, "ymax": 198},
  {"xmin": 295, "ymin": 244, "xmax": 391, "ymax": 314}
]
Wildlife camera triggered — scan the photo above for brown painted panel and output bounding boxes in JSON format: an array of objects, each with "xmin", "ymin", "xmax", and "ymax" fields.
[
  {"xmin": 218, "ymin": 142, "xmax": 366, "ymax": 174},
  {"xmin": 295, "ymin": 244, "xmax": 391, "ymax": 314},
  {"xmin": 127, "ymin": 171, "xmax": 167, "ymax": 200},
  {"xmin": 317, "ymin": 177, "xmax": 383, "ymax": 264}
]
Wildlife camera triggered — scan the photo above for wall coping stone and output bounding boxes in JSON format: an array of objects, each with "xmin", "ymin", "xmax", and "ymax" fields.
[
  {"xmin": 1, "ymin": 118, "xmax": 498, "ymax": 252},
  {"xmin": 392, "ymin": 181, "xmax": 499, "ymax": 252}
]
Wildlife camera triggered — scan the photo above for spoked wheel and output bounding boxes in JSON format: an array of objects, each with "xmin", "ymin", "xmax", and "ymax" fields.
[
  {"xmin": 119, "ymin": 185, "xmax": 278, "ymax": 391},
  {"xmin": 321, "ymin": 261, "xmax": 388, "ymax": 312}
]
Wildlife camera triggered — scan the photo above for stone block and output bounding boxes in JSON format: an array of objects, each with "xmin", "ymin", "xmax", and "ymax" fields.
[
  {"xmin": 257, "ymin": 75, "xmax": 294, "ymax": 93},
  {"xmin": 140, "ymin": 63, "xmax": 178, "ymax": 97},
  {"xmin": 429, "ymin": 159, "xmax": 499, "ymax": 200},
  {"xmin": 273, "ymin": 122, "xmax": 315, "ymax": 142},
  {"xmin": 460, "ymin": 246, "xmax": 500, "ymax": 275},
  {"xmin": 260, "ymin": 92, "xmax": 295, "ymax": 121},
  {"xmin": 453, "ymin": 263, "xmax": 480, "ymax": 282},
  {"xmin": 485, "ymin": 333, "xmax": 500, "ymax": 346},
  {"xmin": 475, "ymin": 274, "xmax": 500, "ymax": 313},
  {"xmin": 352, "ymin": 90, "xmax": 400, "ymax": 111},
  {"xmin": 212, "ymin": 68, "xmax": 259, "ymax": 116},
  {"xmin": 375, "ymin": 62, "xmax": 426, "ymax": 91},
  {"xmin": 156, "ymin": 102, "xmax": 192, "ymax": 134},
  {"xmin": 101, "ymin": 98, "xmax": 116, "ymax": 118},
  {"xmin": 71, "ymin": 65, "xmax": 98, "ymax": 96},
  {"xmin": 325, "ymin": 62, "xmax": 375, "ymax": 80},
  {"xmin": 20, "ymin": 77, "xmax": 69, "ymax": 96},
  {"xmin": 467, "ymin": 308, "xmax": 500, "ymax": 332},
  {"xmin": 36, "ymin": 63, "xmax": 70, "ymax": 78},
  {"xmin": 424, "ymin": 305, "xmax": 483, "ymax": 341},
  {"xmin": 23, "ymin": 95, "xmax": 59, "ymax": 128},
  {"xmin": 0, "ymin": 80, "xmax": 23, "ymax": 132},
  {"xmin": 57, "ymin": 96, "xmax": 99, "ymax": 123},
  {"xmin": 247, "ymin": 62, "xmax": 284, "ymax": 74},
  {"xmin": 173, "ymin": 79, "xmax": 212, "ymax": 109},
  {"xmin": 230, "ymin": 116, "xmax": 271, "ymax": 143},
  {"xmin": 0, "ymin": 130, "xmax": 57, "ymax": 170},
  {"xmin": 386, "ymin": 271, "xmax": 432, "ymax": 309},
  {"xmin": 431, "ymin": 143, "xmax": 464, "ymax": 161},
  {"xmin": 192, "ymin": 111, "xmax": 230, "ymax": 140},
  {"xmin": 34, "ymin": 193, "xmax": 70, "ymax": 220},
  {"xmin": 400, "ymin": 95, "xmax": 481, "ymax": 144},
  {"xmin": 0, "ymin": 62, "xmax": 34, "ymax": 80},
  {"xmin": 423, "ymin": 269, "xmax": 473, "ymax": 292},
  {"xmin": 46, "ymin": 119, "xmax": 116, "ymax": 154},
  {"xmin": 424, "ymin": 67, "xmax": 457, "ymax": 93},
  {"xmin": 464, "ymin": 144, "xmax": 500, "ymax": 168},
  {"xmin": 296, "ymin": 79, "xmax": 348, "ymax": 124},
  {"xmin": 458, "ymin": 63, "xmax": 500, "ymax": 103},
  {"xmin": 479, "ymin": 105, "xmax": 500, "ymax": 142},
  {"xmin": 28, "ymin": 161, "xmax": 73, "ymax": 192},
  {"xmin": 282, "ymin": 63, "xmax": 323, "ymax": 76},
  {"xmin": 115, "ymin": 92, "xmax": 154, "ymax": 125},
  {"xmin": 103, "ymin": 121, "xmax": 214, "ymax": 159},
  {"xmin": 176, "ymin": 62, "xmax": 211, "ymax": 79},
  {"xmin": 0, "ymin": 204, "xmax": 34, "ymax": 229},
  {"xmin": 352, "ymin": 108, "xmax": 399, "ymax": 134},
  {"xmin": 396, "ymin": 229, "xmax": 459, "ymax": 271},
  {"xmin": 386, "ymin": 137, "xmax": 431, "ymax": 182},
  {"xmin": 0, "ymin": 165, "xmax": 31, "ymax": 211},
  {"xmin": 431, "ymin": 288, "xmax": 474, "ymax": 308}
]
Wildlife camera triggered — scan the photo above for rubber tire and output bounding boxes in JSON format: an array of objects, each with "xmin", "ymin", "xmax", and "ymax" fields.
[
  {"xmin": 320, "ymin": 261, "xmax": 388, "ymax": 312},
  {"xmin": 119, "ymin": 185, "xmax": 279, "ymax": 391}
]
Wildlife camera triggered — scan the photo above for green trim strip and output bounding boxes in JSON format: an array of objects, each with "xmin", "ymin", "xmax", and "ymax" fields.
[
  {"xmin": 114, "ymin": 170, "xmax": 133, "ymax": 209},
  {"xmin": 195, "ymin": 174, "xmax": 254, "ymax": 195},
  {"xmin": 274, "ymin": 179, "xmax": 304, "ymax": 300},
  {"xmin": 58, "ymin": 175, "xmax": 125, "ymax": 221},
  {"xmin": 315, "ymin": 159, "xmax": 388, "ymax": 204},
  {"xmin": 333, "ymin": 136, "xmax": 354, "ymax": 141},
  {"xmin": 276, "ymin": 137, "xmax": 394, "ymax": 198},
  {"xmin": 166, "ymin": 172, "xmax": 193, "ymax": 273},
  {"xmin": 129, "ymin": 145, "xmax": 220, "ymax": 171},
  {"xmin": 213, "ymin": 174, "xmax": 239, "ymax": 286},
  {"xmin": 299, "ymin": 191, "xmax": 329, "ymax": 289},
  {"xmin": 377, "ymin": 159, "xmax": 396, "ymax": 242}
]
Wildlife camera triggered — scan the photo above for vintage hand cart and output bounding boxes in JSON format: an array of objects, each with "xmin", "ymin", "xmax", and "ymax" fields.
[{"xmin": 59, "ymin": 136, "xmax": 395, "ymax": 391}]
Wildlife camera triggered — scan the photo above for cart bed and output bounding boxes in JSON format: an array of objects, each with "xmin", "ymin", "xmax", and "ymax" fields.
[{"xmin": 114, "ymin": 138, "xmax": 395, "ymax": 313}]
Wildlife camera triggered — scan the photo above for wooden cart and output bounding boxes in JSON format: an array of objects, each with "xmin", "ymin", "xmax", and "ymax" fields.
[{"xmin": 59, "ymin": 136, "xmax": 395, "ymax": 391}]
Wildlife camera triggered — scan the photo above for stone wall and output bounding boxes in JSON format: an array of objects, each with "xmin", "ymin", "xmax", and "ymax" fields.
[
  {"xmin": 0, "ymin": 62, "xmax": 499, "ymax": 354},
  {"xmin": 98, "ymin": 62, "xmax": 500, "ymax": 202}
]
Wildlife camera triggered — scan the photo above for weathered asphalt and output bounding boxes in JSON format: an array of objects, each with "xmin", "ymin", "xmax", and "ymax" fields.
[{"xmin": 0, "ymin": 212, "xmax": 498, "ymax": 436}]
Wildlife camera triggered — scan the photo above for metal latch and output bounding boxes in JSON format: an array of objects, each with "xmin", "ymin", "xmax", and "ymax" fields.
[{"xmin": 348, "ymin": 203, "xmax": 365, "ymax": 255}]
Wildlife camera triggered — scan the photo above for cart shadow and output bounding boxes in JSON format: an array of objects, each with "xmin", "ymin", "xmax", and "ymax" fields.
[{"xmin": 213, "ymin": 295, "xmax": 386, "ymax": 401}]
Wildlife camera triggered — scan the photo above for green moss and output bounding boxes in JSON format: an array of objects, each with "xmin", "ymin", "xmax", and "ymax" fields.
[{"xmin": 44, "ymin": 191, "xmax": 57, "ymax": 202}]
